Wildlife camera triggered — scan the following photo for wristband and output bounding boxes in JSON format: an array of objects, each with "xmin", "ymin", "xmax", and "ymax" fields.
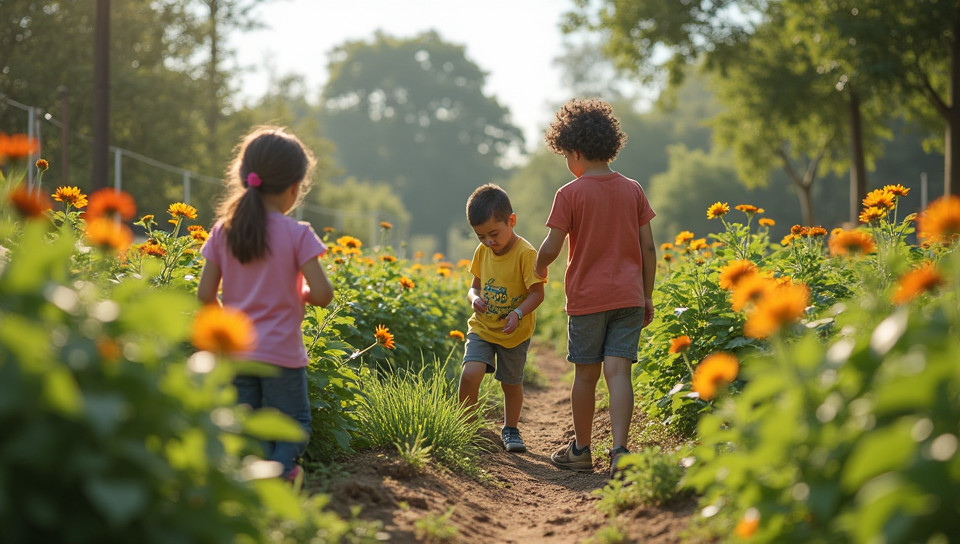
[{"xmin": 512, "ymin": 307, "xmax": 523, "ymax": 321}]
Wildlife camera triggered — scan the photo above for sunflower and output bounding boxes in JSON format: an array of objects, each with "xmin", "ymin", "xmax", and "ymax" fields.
[
  {"xmin": 883, "ymin": 184, "xmax": 910, "ymax": 197},
  {"xmin": 337, "ymin": 235, "xmax": 363, "ymax": 249},
  {"xmin": 399, "ymin": 276, "xmax": 415, "ymax": 289},
  {"xmin": 828, "ymin": 229, "xmax": 876, "ymax": 257},
  {"xmin": 660, "ymin": 242, "xmax": 675, "ymax": 251},
  {"xmin": 167, "ymin": 202, "xmax": 198, "ymax": 223},
  {"xmin": 674, "ymin": 230, "xmax": 695, "ymax": 246},
  {"xmin": 780, "ymin": 234, "xmax": 795, "ymax": 246},
  {"xmin": 862, "ymin": 189, "xmax": 895, "ymax": 209},
  {"xmin": 52, "ymin": 186, "xmax": 88, "ymax": 209},
  {"xmin": 85, "ymin": 189, "xmax": 137, "ymax": 221},
  {"xmin": 916, "ymin": 195, "xmax": 960, "ymax": 245},
  {"xmin": 790, "ymin": 225, "xmax": 807, "ymax": 236},
  {"xmin": 806, "ymin": 226, "xmax": 828, "ymax": 237},
  {"xmin": 188, "ymin": 225, "xmax": 209, "ymax": 243},
  {"xmin": 438, "ymin": 267, "xmax": 451, "ymax": 277},
  {"xmin": 35, "ymin": 158, "xmax": 49, "ymax": 172},
  {"xmin": 758, "ymin": 218, "xmax": 775, "ymax": 227},
  {"xmin": 668, "ymin": 335, "xmax": 691, "ymax": 354},
  {"xmin": 706, "ymin": 201, "xmax": 730, "ymax": 219},
  {"xmin": 191, "ymin": 305, "xmax": 256, "ymax": 355},
  {"xmin": 84, "ymin": 217, "xmax": 133, "ymax": 252},
  {"xmin": 0, "ymin": 133, "xmax": 40, "ymax": 162},
  {"xmin": 379, "ymin": 221, "xmax": 393, "ymax": 229},
  {"xmin": 858, "ymin": 206, "xmax": 887, "ymax": 224},
  {"xmin": 457, "ymin": 259, "xmax": 471, "ymax": 268},
  {"xmin": 380, "ymin": 255, "xmax": 397, "ymax": 263},
  {"xmin": 692, "ymin": 352, "xmax": 739, "ymax": 401},
  {"xmin": 449, "ymin": 330, "xmax": 466, "ymax": 342},
  {"xmin": 374, "ymin": 324, "xmax": 395, "ymax": 350},
  {"xmin": 689, "ymin": 238, "xmax": 708, "ymax": 251},
  {"xmin": 734, "ymin": 204, "xmax": 763, "ymax": 215},
  {"xmin": 8, "ymin": 185, "xmax": 52, "ymax": 219},
  {"xmin": 892, "ymin": 262, "xmax": 943, "ymax": 304},
  {"xmin": 744, "ymin": 282, "xmax": 810, "ymax": 339},
  {"xmin": 139, "ymin": 239, "xmax": 167, "ymax": 257},
  {"xmin": 719, "ymin": 260, "xmax": 759, "ymax": 290},
  {"xmin": 734, "ymin": 508, "xmax": 760, "ymax": 538},
  {"xmin": 731, "ymin": 274, "xmax": 775, "ymax": 312}
]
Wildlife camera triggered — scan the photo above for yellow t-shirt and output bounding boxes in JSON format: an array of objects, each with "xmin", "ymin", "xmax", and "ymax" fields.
[{"xmin": 466, "ymin": 236, "xmax": 541, "ymax": 348}]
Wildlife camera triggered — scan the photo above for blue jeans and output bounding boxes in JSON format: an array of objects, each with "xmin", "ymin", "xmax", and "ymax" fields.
[{"xmin": 233, "ymin": 366, "xmax": 311, "ymax": 474}]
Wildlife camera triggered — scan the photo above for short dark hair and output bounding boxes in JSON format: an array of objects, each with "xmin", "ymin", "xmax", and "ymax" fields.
[
  {"xmin": 466, "ymin": 183, "xmax": 513, "ymax": 226},
  {"xmin": 544, "ymin": 98, "xmax": 627, "ymax": 163}
]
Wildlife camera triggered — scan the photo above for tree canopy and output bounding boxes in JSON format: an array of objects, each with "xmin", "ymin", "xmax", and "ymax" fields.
[{"xmin": 319, "ymin": 31, "xmax": 525, "ymax": 246}]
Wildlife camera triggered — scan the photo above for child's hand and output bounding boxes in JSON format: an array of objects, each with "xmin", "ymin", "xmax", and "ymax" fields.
[
  {"xmin": 642, "ymin": 297, "xmax": 654, "ymax": 328},
  {"xmin": 472, "ymin": 297, "xmax": 488, "ymax": 314},
  {"xmin": 501, "ymin": 311, "xmax": 519, "ymax": 334}
]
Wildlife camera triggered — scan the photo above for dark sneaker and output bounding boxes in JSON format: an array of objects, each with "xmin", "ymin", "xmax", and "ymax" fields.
[
  {"xmin": 551, "ymin": 440, "xmax": 593, "ymax": 472},
  {"xmin": 501, "ymin": 426, "xmax": 527, "ymax": 453},
  {"xmin": 610, "ymin": 446, "xmax": 631, "ymax": 479}
]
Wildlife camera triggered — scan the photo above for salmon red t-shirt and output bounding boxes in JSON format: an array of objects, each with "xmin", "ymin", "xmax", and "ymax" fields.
[
  {"xmin": 201, "ymin": 212, "xmax": 326, "ymax": 368},
  {"xmin": 545, "ymin": 172, "xmax": 656, "ymax": 316}
]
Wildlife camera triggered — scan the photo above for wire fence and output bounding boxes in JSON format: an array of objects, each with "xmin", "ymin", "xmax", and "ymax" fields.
[{"xmin": 2, "ymin": 94, "xmax": 385, "ymax": 240}]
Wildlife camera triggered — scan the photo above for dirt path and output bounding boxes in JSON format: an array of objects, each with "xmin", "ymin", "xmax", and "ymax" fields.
[{"xmin": 323, "ymin": 344, "xmax": 695, "ymax": 543}]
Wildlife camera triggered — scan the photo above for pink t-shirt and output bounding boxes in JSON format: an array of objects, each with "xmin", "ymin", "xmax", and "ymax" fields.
[
  {"xmin": 545, "ymin": 172, "xmax": 656, "ymax": 316},
  {"xmin": 201, "ymin": 212, "xmax": 326, "ymax": 368}
]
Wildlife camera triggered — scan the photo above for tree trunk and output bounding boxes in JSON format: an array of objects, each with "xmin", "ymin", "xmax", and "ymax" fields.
[
  {"xmin": 799, "ymin": 182, "xmax": 815, "ymax": 226},
  {"xmin": 848, "ymin": 87, "xmax": 868, "ymax": 221},
  {"xmin": 947, "ymin": 12, "xmax": 960, "ymax": 196},
  {"xmin": 207, "ymin": 0, "xmax": 219, "ymax": 157},
  {"xmin": 92, "ymin": 0, "xmax": 110, "ymax": 190}
]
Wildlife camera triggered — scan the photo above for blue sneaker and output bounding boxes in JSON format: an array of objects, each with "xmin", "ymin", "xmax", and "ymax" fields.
[{"xmin": 501, "ymin": 426, "xmax": 527, "ymax": 453}]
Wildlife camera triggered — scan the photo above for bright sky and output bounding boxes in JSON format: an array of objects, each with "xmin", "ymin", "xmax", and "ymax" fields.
[{"xmin": 229, "ymin": 0, "xmax": 573, "ymax": 154}]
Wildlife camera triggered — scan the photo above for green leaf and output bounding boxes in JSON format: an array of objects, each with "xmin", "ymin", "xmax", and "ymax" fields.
[
  {"xmin": 251, "ymin": 478, "xmax": 303, "ymax": 522},
  {"xmin": 841, "ymin": 419, "xmax": 916, "ymax": 489},
  {"xmin": 243, "ymin": 408, "xmax": 308, "ymax": 442},
  {"xmin": 83, "ymin": 478, "xmax": 149, "ymax": 527},
  {"xmin": 42, "ymin": 366, "xmax": 83, "ymax": 415}
]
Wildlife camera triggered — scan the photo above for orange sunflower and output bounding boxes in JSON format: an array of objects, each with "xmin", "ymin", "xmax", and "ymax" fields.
[
  {"xmin": 374, "ymin": 324, "xmax": 396, "ymax": 350},
  {"xmin": 52, "ymin": 186, "xmax": 88, "ymax": 209},
  {"xmin": 862, "ymin": 188, "xmax": 895, "ymax": 209},
  {"xmin": 8, "ymin": 185, "xmax": 52, "ymax": 219},
  {"xmin": 719, "ymin": 260, "xmax": 759, "ymax": 290},
  {"xmin": 167, "ymin": 202, "xmax": 198, "ymax": 224},
  {"xmin": 828, "ymin": 229, "xmax": 876, "ymax": 257},
  {"xmin": 191, "ymin": 305, "xmax": 256, "ymax": 355},
  {"xmin": 337, "ymin": 235, "xmax": 363, "ymax": 249},
  {"xmin": 668, "ymin": 335, "xmax": 691, "ymax": 354},
  {"xmin": 916, "ymin": 195, "xmax": 960, "ymax": 245},
  {"xmin": 399, "ymin": 276, "xmax": 415, "ymax": 289},
  {"xmin": 449, "ymin": 330, "xmax": 466, "ymax": 342},
  {"xmin": 85, "ymin": 217, "xmax": 133, "ymax": 252},
  {"xmin": 891, "ymin": 262, "xmax": 943, "ymax": 304},
  {"xmin": 0, "ymin": 133, "xmax": 40, "ymax": 162},
  {"xmin": 706, "ymin": 201, "xmax": 730, "ymax": 219},
  {"xmin": 692, "ymin": 352, "xmax": 739, "ymax": 401},
  {"xmin": 85, "ymin": 189, "xmax": 137, "ymax": 221},
  {"xmin": 674, "ymin": 231, "xmax": 695, "ymax": 246},
  {"xmin": 744, "ymin": 283, "xmax": 810, "ymax": 339}
]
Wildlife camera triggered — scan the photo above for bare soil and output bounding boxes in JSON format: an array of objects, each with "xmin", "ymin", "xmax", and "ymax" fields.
[{"xmin": 315, "ymin": 344, "xmax": 698, "ymax": 543}]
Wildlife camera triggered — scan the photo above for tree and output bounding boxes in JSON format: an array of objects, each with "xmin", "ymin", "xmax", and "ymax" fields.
[
  {"xmin": 0, "ymin": 1, "xmax": 223, "ymax": 216},
  {"xmin": 710, "ymin": 6, "xmax": 889, "ymax": 225},
  {"xmin": 809, "ymin": 0, "xmax": 959, "ymax": 196},
  {"xmin": 319, "ymin": 31, "xmax": 524, "ymax": 246}
]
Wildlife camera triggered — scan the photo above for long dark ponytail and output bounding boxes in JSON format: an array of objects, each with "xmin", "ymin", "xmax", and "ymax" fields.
[{"xmin": 216, "ymin": 127, "xmax": 315, "ymax": 263}]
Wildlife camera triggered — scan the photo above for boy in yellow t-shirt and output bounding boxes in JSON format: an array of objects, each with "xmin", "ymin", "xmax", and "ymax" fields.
[{"xmin": 458, "ymin": 183, "xmax": 545, "ymax": 452}]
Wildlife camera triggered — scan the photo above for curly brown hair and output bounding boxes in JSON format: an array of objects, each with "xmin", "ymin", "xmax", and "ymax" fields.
[{"xmin": 544, "ymin": 98, "xmax": 627, "ymax": 163}]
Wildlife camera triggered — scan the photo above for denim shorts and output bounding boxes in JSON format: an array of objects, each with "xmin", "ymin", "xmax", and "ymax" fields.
[
  {"xmin": 462, "ymin": 332, "xmax": 530, "ymax": 385},
  {"xmin": 567, "ymin": 306, "xmax": 644, "ymax": 364}
]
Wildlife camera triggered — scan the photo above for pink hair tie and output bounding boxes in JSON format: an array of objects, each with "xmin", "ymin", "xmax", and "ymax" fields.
[{"xmin": 246, "ymin": 172, "xmax": 262, "ymax": 188}]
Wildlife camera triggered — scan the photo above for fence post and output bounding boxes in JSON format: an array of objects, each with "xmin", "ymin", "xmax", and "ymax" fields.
[
  {"xmin": 114, "ymin": 148, "xmax": 122, "ymax": 191},
  {"xmin": 27, "ymin": 106, "xmax": 36, "ymax": 188},
  {"xmin": 59, "ymin": 86, "xmax": 69, "ymax": 186},
  {"xmin": 183, "ymin": 171, "xmax": 191, "ymax": 204},
  {"xmin": 921, "ymin": 172, "xmax": 928, "ymax": 211}
]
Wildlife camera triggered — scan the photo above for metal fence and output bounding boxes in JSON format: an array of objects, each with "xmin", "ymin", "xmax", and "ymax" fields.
[{"xmin": 2, "ymin": 94, "xmax": 383, "ymax": 239}]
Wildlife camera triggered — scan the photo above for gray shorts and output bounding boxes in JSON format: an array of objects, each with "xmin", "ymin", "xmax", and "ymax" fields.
[
  {"xmin": 567, "ymin": 306, "xmax": 644, "ymax": 364},
  {"xmin": 462, "ymin": 332, "xmax": 530, "ymax": 385}
]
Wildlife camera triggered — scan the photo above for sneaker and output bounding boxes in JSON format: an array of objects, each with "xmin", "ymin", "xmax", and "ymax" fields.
[
  {"xmin": 284, "ymin": 465, "xmax": 304, "ymax": 487},
  {"xmin": 501, "ymin": 426, "xmax": 527, "ymax": 453},
  {"xmin": 609, "ymin": 446, "xmax": 631, "ymax": 479},
  {"xmin": 551, "ymin": 440, "xmax": 593, "ymax": 472}
]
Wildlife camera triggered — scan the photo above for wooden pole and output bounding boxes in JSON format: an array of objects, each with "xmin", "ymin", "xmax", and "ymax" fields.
[{"xmin": 92, "ymin": 0, "xmax": 110, "ymax": 190}]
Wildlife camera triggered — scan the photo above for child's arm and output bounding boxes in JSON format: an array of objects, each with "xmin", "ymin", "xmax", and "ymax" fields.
[
  {"xmin": 639, "ymin": 222, "xmax": 657, "ymax": 328},
  {"xmin": 535, "ymin": 227, "xmax": 566, "ymax": 278},
  {"xmin": 196, "ymin": 262, "xmax": 221, "ymax": 306},
  {"xmin": 501, "ymin": 280, "xmax": 544, "ymax": 335},
  {"xmin": 301, "ymin": 257, "xmax": 334, "ymax": 307},
  {"xmin": 468, "ymin": 276, "xmax": 487, "ymax": 314}
]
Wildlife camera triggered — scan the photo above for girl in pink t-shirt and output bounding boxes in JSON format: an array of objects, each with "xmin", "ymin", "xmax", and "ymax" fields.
[{"xmin": 197, "ymin": 126, "xmax": 333, "ymax": 483}]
